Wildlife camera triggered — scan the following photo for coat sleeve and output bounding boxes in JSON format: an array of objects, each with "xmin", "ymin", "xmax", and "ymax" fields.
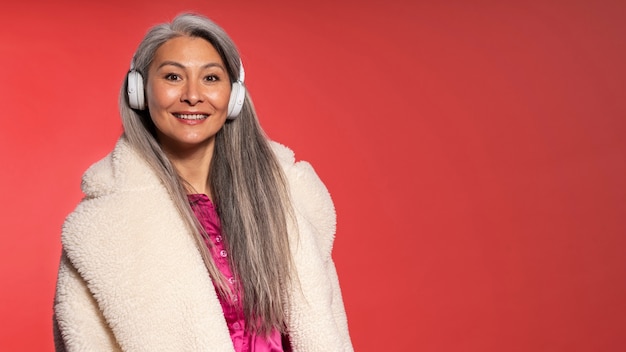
[
  {"xmin": 286, "ymin": 158, "xmax": 354, "ymax": 351},
  {"xmin": 325, "ymin": 258, "xmax": 353, "ymax": 351},
  {"xmin": 53, "ymin": 251, "xmax": 122, "ymax": 352}
]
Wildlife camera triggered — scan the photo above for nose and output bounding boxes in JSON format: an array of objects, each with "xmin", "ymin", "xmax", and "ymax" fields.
[{"xmin": 181, "ymin": 79, "xmax": 203, "ymax": 105}]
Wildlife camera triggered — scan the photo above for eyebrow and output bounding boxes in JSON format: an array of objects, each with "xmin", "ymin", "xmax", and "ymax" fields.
[{"xmin": 156, "ymin": 61, "xmax": 226, "ymax": 71}]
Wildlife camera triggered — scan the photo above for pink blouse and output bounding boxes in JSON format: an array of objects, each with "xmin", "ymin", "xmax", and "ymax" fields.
[{"xmin": 188, "ymin": 194, "xmax": 285, "ymax": 352}]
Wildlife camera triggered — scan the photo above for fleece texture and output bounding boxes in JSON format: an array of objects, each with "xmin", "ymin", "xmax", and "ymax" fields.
[{"xmin": 53, "ymin": 138, "xmax": 353, "ymax": 352}]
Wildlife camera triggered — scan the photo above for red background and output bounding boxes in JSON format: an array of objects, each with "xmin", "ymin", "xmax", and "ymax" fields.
[{"xmin": 1, "ymin": 0, "xmax": 625, "ymax": 351}]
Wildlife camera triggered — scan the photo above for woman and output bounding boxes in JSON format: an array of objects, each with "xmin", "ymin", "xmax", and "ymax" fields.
[{"xmin": 53, "ymin": 13, "xmax": 352, "ymax": 352}]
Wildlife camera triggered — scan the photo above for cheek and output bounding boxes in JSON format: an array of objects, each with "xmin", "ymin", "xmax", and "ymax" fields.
[
  {"xmin": 147, "ymin": 83, "xmax": 179, "ymax": 110},
  {"xmin": 208, "ymin": 85, "xmax": 232, "ymax": 108}
]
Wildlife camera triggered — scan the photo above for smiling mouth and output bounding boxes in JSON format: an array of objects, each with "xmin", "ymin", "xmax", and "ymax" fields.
[{"xmin": 173, "ymin": 113, "xmax": 209, "ymax": 120}]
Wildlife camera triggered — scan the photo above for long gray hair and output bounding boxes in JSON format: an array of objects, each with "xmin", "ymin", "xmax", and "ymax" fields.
[{"xmin": 118, "ymin": 13, "xmax": 294, "ymax": 335}]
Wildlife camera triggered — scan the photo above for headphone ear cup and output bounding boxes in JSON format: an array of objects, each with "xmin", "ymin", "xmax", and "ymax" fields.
[
  {"xmin": 127, "ymin": 70, "xmax": 145, "ymax": 110},
  {"xmin": 227, "ymin": 81, "xmax": 246, "ymax": 119}
]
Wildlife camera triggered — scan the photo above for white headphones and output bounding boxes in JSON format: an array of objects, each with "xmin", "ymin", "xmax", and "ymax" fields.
[{"xmin": 127, "ymin": 58, "xmax": 246, "ymax": 120}]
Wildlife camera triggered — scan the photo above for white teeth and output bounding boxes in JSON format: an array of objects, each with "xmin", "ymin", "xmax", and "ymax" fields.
[{"xmin": 175, "ymin": 114, "xmax": 208, "ymax": 120}]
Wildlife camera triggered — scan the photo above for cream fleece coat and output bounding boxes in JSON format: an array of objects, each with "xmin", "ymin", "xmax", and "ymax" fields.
[{"xmin": 53, "ymin": 138, "xmax": 353, "ymax": 352}]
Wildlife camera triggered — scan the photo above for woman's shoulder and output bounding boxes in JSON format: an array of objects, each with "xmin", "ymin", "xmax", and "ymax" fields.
[
  {"xmin": 62, "ymin": 139, "xmax": 186, "ymax": 270},
  {"xmin": 80, "ymin": 138, "xmax": 161, "ymax": 199},
  {"xmin": 63, "ymin": 138, "xmax": 168, "ymax": 246},
  {"xmin": 270, "ymin": 141, "xmax": 337, "ymax": 257}
]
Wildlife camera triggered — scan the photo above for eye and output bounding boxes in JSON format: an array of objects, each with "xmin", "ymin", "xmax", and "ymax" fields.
[
  {"xmin": 165, "ymin": 73, "xmax": 181, "ymax": 81},
  {"xmin": 204, "ymin": 74, "xmax": 220, "ymax": 82}
]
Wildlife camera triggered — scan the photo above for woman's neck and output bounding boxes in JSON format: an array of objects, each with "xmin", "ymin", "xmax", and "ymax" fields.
[{"xmin": 162, "ymin": 141, "xmax": 215, "ymax": 198}]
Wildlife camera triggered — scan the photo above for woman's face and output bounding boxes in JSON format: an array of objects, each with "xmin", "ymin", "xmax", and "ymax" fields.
[{"xmin": 146, "ymin": 36, "xmax": 231, "ymax": 153}]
